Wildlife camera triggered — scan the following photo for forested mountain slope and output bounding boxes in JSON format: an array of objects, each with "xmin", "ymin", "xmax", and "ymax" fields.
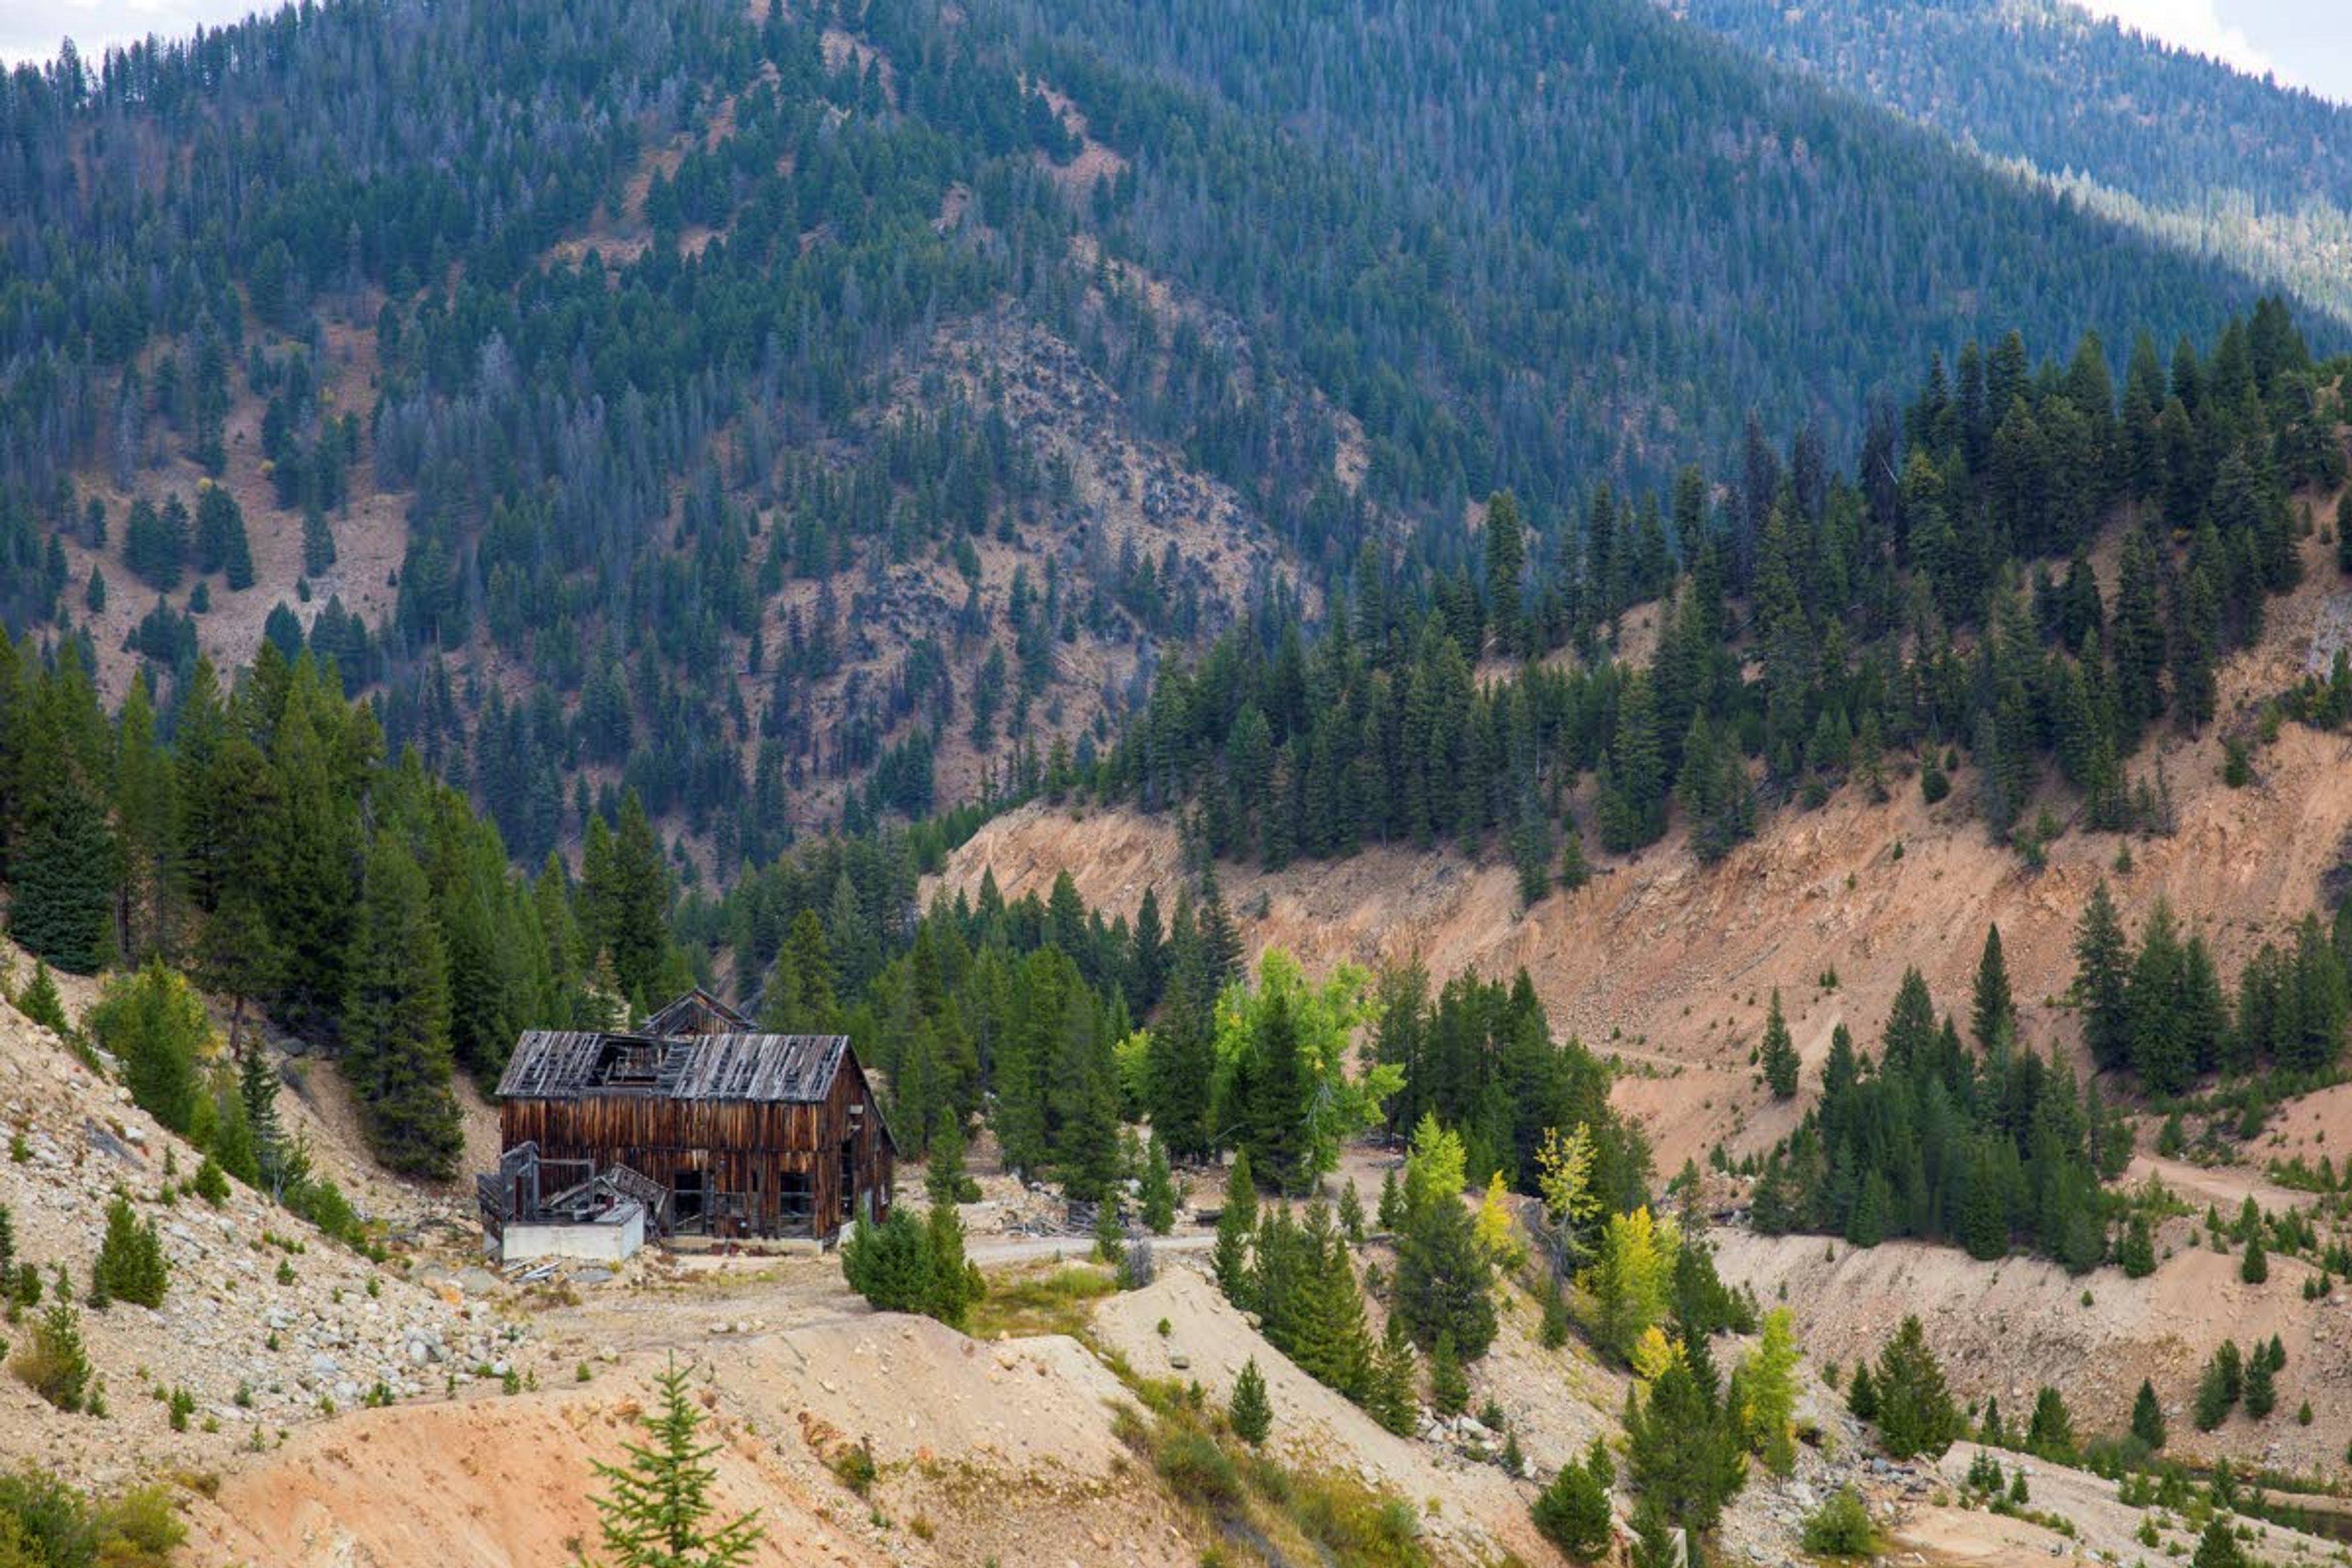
[
  {"xmin": 991, "ymin": 0, "xmax": 2316, "ymax": 498},
  {"xmin": 937, "ymin": 478, "xmax": 2352, "ymax": 1175},
  {"xmin": 0, "ymin": 0, "xmax": 2326, "ymax": 880},
  {"xmin": 1673, "ymin": 0, "xmax": 2352, "ymax": 322}
]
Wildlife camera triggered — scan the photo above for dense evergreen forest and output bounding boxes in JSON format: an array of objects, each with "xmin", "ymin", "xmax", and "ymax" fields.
[
  {"xmin": 1106, "ymin": 308, "xmax": 2346, "ymax": 889},
  {"xmin": 990, "ymin": 0, "xmax": 2310, "ymax": 497},
  {"xmin": 0, "ymin": 0, "xmax": 2329, "ymax": 883},
  {"xmin": 1678, "ymin": 0, "xmax": 2352, "ymax": 321}
]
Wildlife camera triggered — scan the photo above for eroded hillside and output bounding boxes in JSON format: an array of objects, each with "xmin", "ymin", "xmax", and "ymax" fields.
[{"xmin": 934, "ymin": 522, "xmax": 2352, "ymax": 1172}]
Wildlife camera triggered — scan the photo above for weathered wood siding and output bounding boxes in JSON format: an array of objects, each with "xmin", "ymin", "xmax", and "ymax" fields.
[{"xmin": 497, "ymin": 1077, "xmax": 892, "ymax": 1240}]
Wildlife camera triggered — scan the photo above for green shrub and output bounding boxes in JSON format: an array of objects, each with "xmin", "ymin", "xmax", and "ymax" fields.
[
  {"xmin": 1800, "ymin": 1488, "xmax": 1880, "ymax": 1558},
  {"xmin": 1531, "ymin": 1440, "xmax": 1614, "ymax": 1561},
  {"xmin": 86, "ymin": 961, "xmax": 211, "ymax": 1137},
  {"xmin": 1229, "ymin": 1358, "xmax": 1272, "ymax": 1447},
  {"xmin": 0, "ymin": 1470, "xmax": 182, "ymax": 1567},
  {"xmin": 10, "ymin": 1302, "xmax": 92, "ymax": 1412},
  {"xmin": 192, "ymin": 1157, "xmax": 230, "ymax": 1207},
  {"xmin": 93, "ymin": 1197, "xmax": 169, "ymax": 1308},
  {"xmin": 1156, "ymin": 1430, "xmax": 1243, "ymax": 1511},
  {"xmin": 829, "ymin": 1441, "xmax": 878, "ymax": 1496},
  {"xmin": 15, "ymin": 961, "xmax": 69, "ymax": 1036}
]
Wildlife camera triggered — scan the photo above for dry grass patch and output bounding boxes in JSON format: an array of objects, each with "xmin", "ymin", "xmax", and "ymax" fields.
[{"xmin": 963, "ymin": 1263, "xmax": 1117, "ymax": 1339}]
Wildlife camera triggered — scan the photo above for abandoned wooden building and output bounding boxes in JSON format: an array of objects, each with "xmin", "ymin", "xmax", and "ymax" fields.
[{"xmin": 491, "ymin": 988, "xmax": 896, "ymax": 1242}]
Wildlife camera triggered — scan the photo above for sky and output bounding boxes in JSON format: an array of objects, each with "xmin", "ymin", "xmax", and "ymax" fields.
[
  {"xmin": 2, "ymin": 0, "xmax": 2350, "ymax": 103},
  {"xmin": 2072, "ymin": 0, "xmax": 2352, "ymax": 102}
]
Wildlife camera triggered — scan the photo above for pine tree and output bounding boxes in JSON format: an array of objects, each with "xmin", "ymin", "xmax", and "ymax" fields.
[
  {"xmin": 15, "ymin": 1301, "xmax": 91, "ymax": 1411},
  {"xmin": 1626, "ymin": 1504, "xmax": 1681, "ymax": 1568},
  {"xmin": 1144, "ymin": 943, "xmax": 1216, "ymax": 1159},
  {"xmin": 840, "ymin": 1212, "xmax": 932, "ymax": 1313},
  {"xmin": 1368, "ymin": 1314, "xmax": 1419, "ymax": 1436},
  {"xmin": 1428, "ymin": 1331, "xmax": 1469, "ymax": 1416},
  {"xmin": 2244, "ymin": 1353, "xmax": 2275, "ymax": 1419},
  {"xmin": 1240, "ymin": 985, "xmax": 1310, "ymax": 1193},
  {"xmin": 1540, "ymin": 1274, "xmax": 1573, "ymax": 1348},
  {"xmin": 113, "ymin": 674, "xmax": 178, "ymax": 965},
  {"xmin": 1972, "ymin": 925, "xmax": 2015, "ymax": 1050},
  {"xmin": 2240, "ymin": 1231, "xmax": 2267, "ymax": 1284},
  {"xmin": 587, "ymin": 792, "xmax": 671, "ymax": 1009},
  {"xmin": 1845, "ymin": 1362, "xmax": 1878, "ymax": 1422},
  {"xmin": 1735, "ymin": 1308, "xmax": 1800, "ymax": 1475},
  {"xmin": 301, "ymin": 505, "xmax": 336, "ymax": 575},
  {"xmin": 2191, "ymin": 1515, "xmax": 2246, "ymax": 1568},
  {"xmin": 9, "ymin": 661, "xmax": 118, "ymax": 974},
  {"xmin": 1139, "ymin": 1136, "xmax": 1177, "ymax": 1234},
  {"xmin": 1129, "ymin": 886, "xmax": 1166, "ymax": 1012},
  {"xmin": 2131, "ymin": 1378, "xmax": 2166, "ymax": 1450},
  {"xmin": 758, "ymin": 910, "xmax": 839, "ymax": 1033},
  {"xmin": 1585, "ymin": 1206, "xmax": 1676, "ymax": 1363},
  {"xmin": 1396, "ymin": 1178, "xmax": 1497, "ymax": 1360},
  {"xmin": 1760, "ymin": 990, "xmax": 1799, "ymax": 1099},
  {"xmin": 15, "ymin": 960, "xmax": 67, "ymax": 1035},
  {"xmin": 2119, "ymin": 1213, "xmax": 2157, "ymax": 1278},
  {"xmin": 1376, "ymin": 1167, "xmax": 1404, "ymax": 1233},
  {"xmin": 1093, "ymin": 1193, "xmax": 1126, "ymax": 1264},
  {"xmin": 1337, "ymin": 1176, "xmax": 1366, "ymax": 1243},
  {"xmin": 1052, "ymin": 998, "xmax": 1123, "ymax": 1202},
  {"xmin": 2111, "ymin": 526, "xmax": 2166, "ymax": 737},
  {"xmin": 1286, "ymin": 1202, "xmax": 1374, "ymax": 1399},
  {"xmin": 92, "ymin": 1196, "xmax": 168, "ymax": 1308},
  {"xmin": 2193, "ymin": 1351, "xmax": 2234, "ymax": 1431},
  {"xmin": 1845, "ymin": 1170, "xmax": 1889, "ymax": 1248},
  {"xmin": 2128, "ymin": 901, "xmax": 2193, "ymax": 1095},
  {"xmin": 86, "ymin": 960, "xmax": 207, "ymax": 1137},
  {"xmin": 342, "ymin": 834, "xmax": 462, "ymax": 1180},
  {"xmin": 2025, "ymin": 1386, "xmax": 2076, "ymax": 1462},
  {"xmin": 1626, "ymin": 1354, "xmax": 1746, "ymax": 1536},
  {"xmin": 1484, "ymin": 492, "xmax": 1527, "ymax": 656},
  {"xmin": 266, "ymin": 666, "xmax": 371, "ymax": 1028},
  {"xmin": 1871, "ymin": 1316, "xmax": 1961, "ymax": 1460},
  {"xmin": 924, "ymin": 1200, "xmax": 976, "ymax": 1329},
  {"xmin": 582, "ymin": 1357, "xmax": 765, "ymax": 1568},
  {"xmin": 1532, "ymin": 1439, "xmax": 1615, "ymax": 1561},
  {"xmin": 1212, "ymin": 1148, "xmax": 1258, "ymax": 1310},
  {"xmin": 1229, "ymin": 1357, "xmax": 1272, "ymax": 1446}
]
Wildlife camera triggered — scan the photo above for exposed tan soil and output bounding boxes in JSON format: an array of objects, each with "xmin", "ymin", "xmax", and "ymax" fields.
[
  {"xmin": 60, "ymin": 317, "xmax": 405, "ymax": 701},
  {"xmin": 1093, "ymin": 1265, "xmax": 1555, "ymax": 1562},
  {"xmin": 182, "ymin": 1363, "xmax": 888, "ymax": 1568},
  {"xmin": 1712, "ymin": 1227, "xmax": 2352, "ymax": 1478}
]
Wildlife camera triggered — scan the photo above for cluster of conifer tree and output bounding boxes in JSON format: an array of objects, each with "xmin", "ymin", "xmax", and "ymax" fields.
[
  {"xmin": 1107, "ymin": 309, "xmax": 2340, "ymax": 887},
  {"xmin": 1746, "ymin": 937, "xmax": 2132, "ymax": 1270},
  {"xmin": 1370, "ymin": 965, "xmax": 1653, "ymax": 1216},
  {"xmin": 0, "ymin": 631, "xmax": 685, "ymax": 1177},
  {"xmin": 2075, "ymin": 883, "xmax": 2352, "ymax": 1095},
  {"xmin": 1748, "ymin": 887, "xmax": 2352, "ymax": 1269}
]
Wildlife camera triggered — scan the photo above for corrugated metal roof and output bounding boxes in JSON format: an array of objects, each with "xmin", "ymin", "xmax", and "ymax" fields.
[{"xmin": 496, "ymin": 1027, "xmax": 851, "ymax": 1104}]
